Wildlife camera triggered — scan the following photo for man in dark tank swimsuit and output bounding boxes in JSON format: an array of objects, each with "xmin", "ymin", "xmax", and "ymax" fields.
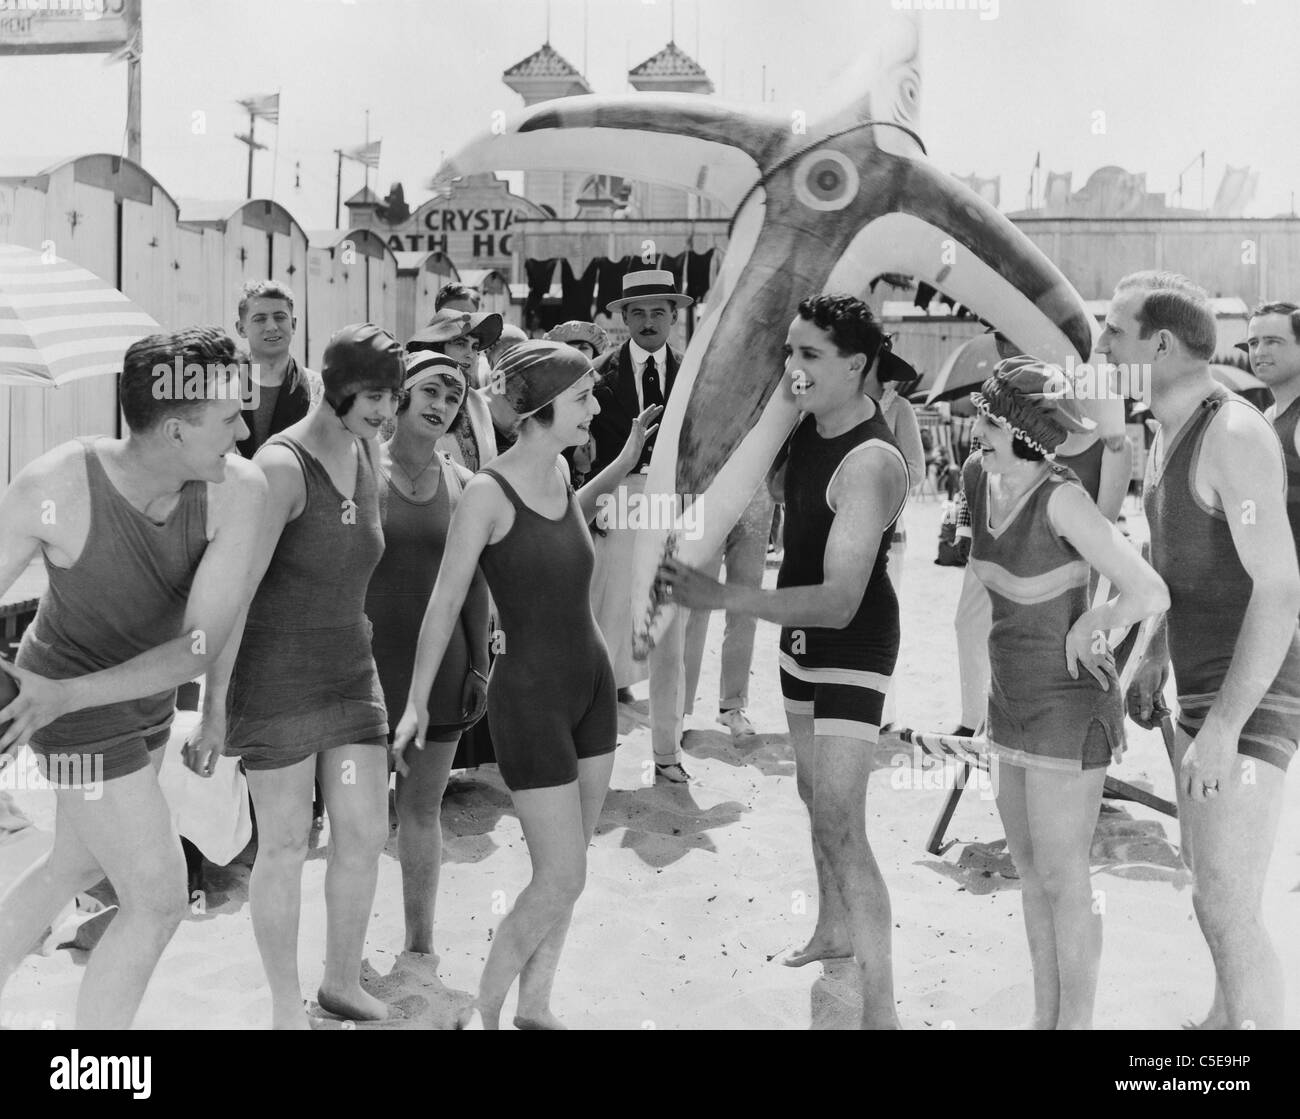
[
  {"xmin": 0, "ymin": 328, "xmax": 267, "ymax": 1028},
  {"xmin": 662, "ymin": 294, "xmax": 909, "ymax": 1029},
  {"xmin": 1117, "ymin": 273, "xmax": 1300, "ymax": 1031}
]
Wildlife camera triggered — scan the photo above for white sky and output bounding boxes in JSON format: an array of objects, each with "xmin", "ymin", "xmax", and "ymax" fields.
[{"xmin": 2, "ymin": 0, "xmax": 1297, "ymax": 226}]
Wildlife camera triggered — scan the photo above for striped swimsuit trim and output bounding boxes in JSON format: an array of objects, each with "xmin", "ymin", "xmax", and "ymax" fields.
[
  {"xmin": 825, "ymin": 437, "xmax": 911, "ymax": 523},
  {"xmin": 778, "ymin": 652, "xmax": 891, "ymax": 692},
  {"xmin": 984, "ymin": 738, "xmax": 1087, "ymax": 775},
  {"xmin": 779, "ymin": 652, "xmax": 888, "ymax": 744},
  {"xmin": 968, "ymin": 557, "xmax": 1090, "ymax": 607},
  {"xmin": 1176, "ymin": 690, "xmax": 1300, "ymax": 770}
]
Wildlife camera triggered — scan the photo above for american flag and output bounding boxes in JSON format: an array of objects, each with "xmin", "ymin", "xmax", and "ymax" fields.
[
  {"xmin": 342, "ymin": 140, "xmax": 382, "ymax": 169},
  {"xmin": 0, "ymin": 243, "xmax": 160, "ymax": 387},
  {"xmin": 238, "ymin": 93, "xmax": 280, "ymax": 125}
]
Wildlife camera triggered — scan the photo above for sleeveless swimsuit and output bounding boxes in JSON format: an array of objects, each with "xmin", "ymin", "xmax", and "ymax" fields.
[
  {"xmin": 226, "ymin": 435, "xmax": 389, "ymax": 770},
  {"xmin": 1271, "ymin": 395, "xmax": 1300, "ymax": 550},
  {"xmin": 366, "ymin": 456, "xmax": 485, "ymax": 741},
  {"xmin": 17, "ymin": 438, "xmax": 208, "ymax": 782},
  {"xmin": 1144, "ymin": 388, "xmax": 1300, "ymax": 771},
  {"xmin": 1055, "ymin": 437, "xmax": 1105, "ymax": 504},
  {"xmin": 966, "ymin": 460, "xmax": 1123, "ymax": 771},
  {"xmin": 476, "ymin": 466, "xmax": 616, "ymax": 790},
  {"xmin": 777, "ymin": 406, "xmax": 909, "ymax": 743}
]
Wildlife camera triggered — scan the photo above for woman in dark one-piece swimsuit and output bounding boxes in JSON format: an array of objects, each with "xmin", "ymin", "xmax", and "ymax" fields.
[
  {"xmin": 203, "ymin": 324, "xmax": 405, "ymax": 1030},
  {"xmin": 394, "ymin": 341, "xmax": 659, "ymax": 1030},
  {"xmin": 365, "ymin": 351, "xmax": 490, "ymax": 961}
]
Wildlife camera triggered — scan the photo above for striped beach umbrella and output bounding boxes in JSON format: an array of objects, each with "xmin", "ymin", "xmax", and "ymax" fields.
[{"xmin": 0, "ymin": 243, "xmax": 161, "ymax": 388}]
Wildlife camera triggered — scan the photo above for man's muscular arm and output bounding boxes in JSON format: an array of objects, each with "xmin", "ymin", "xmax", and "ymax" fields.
[{"xmin": 0, "ymin": 458, "xmax": 269, "ymax": 751}]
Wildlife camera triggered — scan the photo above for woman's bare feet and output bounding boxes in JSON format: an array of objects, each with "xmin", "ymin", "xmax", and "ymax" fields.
[
  {"xmin": 455, "ymin": 1004, "xmax": 493, "ymax": 1030},
  {"xmin": 780, "ymin": 928, "xmax": 854, "ymax": 968},
  {"xmin": 513, "ymin": 1009, "xmax": 567, "ymax": 1030},
  {"xmin": 316, "ymin": 984, "xmax": 394, "ymax": 1022},
  {"xmin": 273, "ymin": 998, "xmax": 312, "ymax": 1031}
]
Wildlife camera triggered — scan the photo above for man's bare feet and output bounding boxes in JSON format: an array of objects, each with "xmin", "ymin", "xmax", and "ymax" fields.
[
  {"xmin": 513, "ymin": 1010, "xmax": 567, "ymax": 1030},
  {"xmin": 316, "ymin": 985, "xmax": 394, "ymax": 1022},
  {"xmin": 780, "ymin": 931, "xmax": 854, "ymax": 967}
]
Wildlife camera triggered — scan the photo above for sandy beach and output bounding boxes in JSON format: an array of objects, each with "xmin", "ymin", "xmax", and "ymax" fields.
[{"xmin": 3, "ymin": 495, "xmax": 1297, "ymax": 1030}]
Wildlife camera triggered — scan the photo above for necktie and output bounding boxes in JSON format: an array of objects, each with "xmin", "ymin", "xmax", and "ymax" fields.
[
  {"xmin": 642, "ymin": 354, "xmax": 664, "ymax": 410},
  {"xmin": 639, "ymin": 355, "xmax": 664, "ymax": 469}
]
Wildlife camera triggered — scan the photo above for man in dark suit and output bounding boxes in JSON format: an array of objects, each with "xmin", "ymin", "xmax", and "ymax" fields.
[
  {"xmin": 586, "ymin": 269, "xmax": 694, "ymax": 783},
  {"xmin": 590, "ymin": 271, "xmax": 685, "ymax": 474}
]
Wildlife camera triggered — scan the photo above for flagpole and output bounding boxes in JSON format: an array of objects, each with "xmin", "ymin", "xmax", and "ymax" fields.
[
  {"xmin": 246, "ymin": 111, "xmax": 256, "ymax": 199},
  {"xmin": 125, "ymin": 0, "xmax": 142, "ymax": 162},
  {"xmin": 335, "ymin": 150, "xmax": 343, "ymax": 229},
  {"xmin": 270, "ymin": 89, "xmax": 282, "ymax": 201}
]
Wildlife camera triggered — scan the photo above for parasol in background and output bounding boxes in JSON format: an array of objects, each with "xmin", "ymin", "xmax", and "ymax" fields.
[{"xmin": 0, "ymin": 242, "xmax": 160, "ymax": 388}]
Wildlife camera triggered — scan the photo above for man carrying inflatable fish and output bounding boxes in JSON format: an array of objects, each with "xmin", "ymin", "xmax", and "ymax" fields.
[{"xmin": 659, "ymin": 293, "xmax": 910, "ymax": 1029}]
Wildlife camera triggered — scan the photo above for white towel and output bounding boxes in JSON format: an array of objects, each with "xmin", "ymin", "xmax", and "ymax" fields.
[{"xmin": 156, "ymin": 711, "xmax": 252, "ymax": 867}]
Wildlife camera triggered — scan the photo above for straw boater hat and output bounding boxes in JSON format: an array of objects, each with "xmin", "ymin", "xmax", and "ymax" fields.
[
  {"xmin": 545, "ymin": 320, "xmax": 609, "ymax": 353},
  {"xmin": 406, "ymin": 308, "xmax": 503, "ymax": 352},
  {"xmin": 606, "ymin": 269, "xmax": 694, "ymax": 313},
  {"xmin": 971, "ymin": 355, "xmax": 1094, "ymax": 455}
]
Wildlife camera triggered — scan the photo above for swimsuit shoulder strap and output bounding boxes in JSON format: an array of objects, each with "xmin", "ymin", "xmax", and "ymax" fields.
[{"xmin": 477, "ymin": 466, "xmax": 524, "ymax": 510}]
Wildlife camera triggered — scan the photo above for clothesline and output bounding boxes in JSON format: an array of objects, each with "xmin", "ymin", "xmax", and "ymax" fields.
[{"xmin": 524, "ymin": 249, "xmax": 723, "ymax": 322}]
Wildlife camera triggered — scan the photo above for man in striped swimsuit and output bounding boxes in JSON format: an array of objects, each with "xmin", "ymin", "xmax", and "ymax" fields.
[
  {"xmin": 661, "ymin": 294, "xmax": 909, "ymax": 1029},
  {"xmin": 1116, "ymin": 273, "xmax": 1300, "ymax": 1031}
]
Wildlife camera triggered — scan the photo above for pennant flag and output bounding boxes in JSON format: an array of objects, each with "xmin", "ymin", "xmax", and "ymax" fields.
[
  {"xmin": 342, "ymin": 140, "xmax": 382, "ymax": 169},
  {"xmin": 237, "ymin": 93, "xmax": 280, "ymax": 124}
]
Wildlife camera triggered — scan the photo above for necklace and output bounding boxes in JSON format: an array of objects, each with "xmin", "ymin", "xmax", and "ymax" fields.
[{"xmin": 389, "ymin": 444, "xmax": 442, "ymax": 488}]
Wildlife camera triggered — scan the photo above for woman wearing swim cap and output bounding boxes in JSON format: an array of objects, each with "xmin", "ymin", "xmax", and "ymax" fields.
[
  {"xmin": 191, "ymin": 323, "xmax": 404, "ymax": 1028},
  {"xmin": 365, "ymin": 351, "xmax": 491, "ymax": 964},
  {"xmin": 394, "ymin": 340, "xmax": 659, "ymax": 1029},
  {"xmin": 965, "ymin": 356, "xmax": 1168, "ymax": 1029},
  {"xmin": 545, "ymin": 320, "xmax": 610, "ymax": 486}
]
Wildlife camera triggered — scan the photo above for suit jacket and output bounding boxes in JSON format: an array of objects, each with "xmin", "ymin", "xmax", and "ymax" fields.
[
  {"xmin": 237, "ymin": 358, "xmax": 319, "ymax": 459},
  {"xmin": 590, "ymin": 340, "xmax": 683, "ymax": 475}
]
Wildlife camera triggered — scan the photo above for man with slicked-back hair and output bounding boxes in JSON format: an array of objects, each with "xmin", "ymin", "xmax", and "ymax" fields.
[{"xmin": 0, "ymin": 328, "xmax": 268, "ymax": 1028}]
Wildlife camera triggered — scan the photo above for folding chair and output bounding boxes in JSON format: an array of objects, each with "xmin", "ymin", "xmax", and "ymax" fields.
[{"xmin": 902, "ymin": 577, "xmax": 1178, "ymax": 856}]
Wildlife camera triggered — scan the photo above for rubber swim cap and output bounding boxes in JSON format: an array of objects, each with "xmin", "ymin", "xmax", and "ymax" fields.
[
  {"xmin": 971, "ymin": 355, "xmax": 1094, "ymax": 455},
  {"xmin": 322, "ymin": 323, "xmax": 404, "ymax": 413},
  {"xmin": 491, "ymin": 340, "xmax": 593, "ymax": 421}
]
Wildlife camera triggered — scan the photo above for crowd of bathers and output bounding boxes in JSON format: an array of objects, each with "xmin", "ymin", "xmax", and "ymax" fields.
[{"xmin": 0, "ymin": 268, "xmax": 1295, "ymax": 1030}]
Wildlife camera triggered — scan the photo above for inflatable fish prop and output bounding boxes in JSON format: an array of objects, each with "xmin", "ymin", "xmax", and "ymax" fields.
[{"xmin": 436, "ymin": 18, "xmax": 1094, "ymax": 656}]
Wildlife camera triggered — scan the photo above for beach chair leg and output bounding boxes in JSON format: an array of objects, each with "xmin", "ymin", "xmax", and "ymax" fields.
[
  {"xmin": 1102, "ymin": 775, "xmax": 1177, "ymax": 819},
  {"xmin": 926, "ymin": 764, "xmax": 971, "ymax": 856}
]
